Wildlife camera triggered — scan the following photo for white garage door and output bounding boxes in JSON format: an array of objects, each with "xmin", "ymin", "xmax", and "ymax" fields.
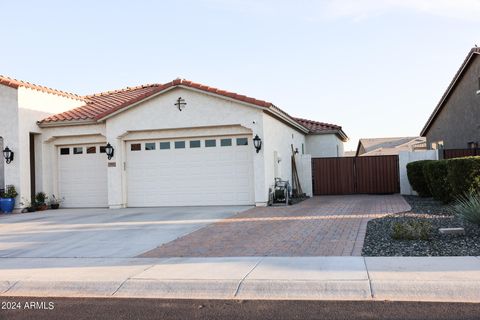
[
  {"xmin": 58, "ymin": 145, "xmax": 108, "ymax": 208},
  {"xmin": 126, "ymin": 136, "xmax": 255, "ymax": 207}
]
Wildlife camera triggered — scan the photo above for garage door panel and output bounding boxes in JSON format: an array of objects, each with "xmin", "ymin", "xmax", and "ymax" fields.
[
  {"xmin": 58, "ymin": 145, "xmax": 108, "ymax": 208},
  {"xmin": 126, "ymin": 136, "xmax": 254, "ymax": 207}
]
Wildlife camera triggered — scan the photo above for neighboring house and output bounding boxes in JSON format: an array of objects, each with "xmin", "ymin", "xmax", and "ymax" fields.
[
  {"xmin": 0, "ymin": 76, "xmax": 347, "ymax": 208},
  {"xmin": 355, "ymin": 137, "xmax": 426, "ymax": 157},
  {"xmin": 421, "ymin": 47, "xmax": 480, "ymax": 149},
  {"xmin": 344, "ymin": 150, "xmax": 356, "ymax": 157}
]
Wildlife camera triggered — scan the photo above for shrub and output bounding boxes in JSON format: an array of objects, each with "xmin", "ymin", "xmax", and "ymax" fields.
[
  {"xmin": 406, "ymin": 160, "xmax": 433, "ymax": 197},
  {"xmin": 35, "ymin": 192, "xmax": 47, "ymax": 205},
  {"xmin": 1, "ymin": 185, "xmax": 18, "ymax": 199},
  {"xmin": 447, "ymin": 157, "xmax": 480, "ymax": 198},
  {"xmin": 451, "ymin": 193, "xmax": 480, "ymax": 225},
  {"xmin": 391, "ymin": 220, "xmax": 432, "ymax": 240},
  {"xmin": 423, "ymin": 160, "xmax": 452, "ymax": 203}
]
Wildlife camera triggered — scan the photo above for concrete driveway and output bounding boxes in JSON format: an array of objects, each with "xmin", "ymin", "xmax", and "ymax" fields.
[{"xmin": 0, "ymin": 206, "xmax": 250, "ymax": 258}]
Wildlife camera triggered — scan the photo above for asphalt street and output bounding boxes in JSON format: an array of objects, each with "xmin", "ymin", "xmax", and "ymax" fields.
[{"xmin": 1, "ymin": 297, "xmax": 480, "ymax": 320}]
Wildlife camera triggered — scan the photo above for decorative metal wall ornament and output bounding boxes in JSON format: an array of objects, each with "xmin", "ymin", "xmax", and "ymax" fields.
[
  {"xmin": 253, "ymin": 135, "xmax": 262, "ymax": 153},
  {"xmin": 105, "ymin": 143, "xmax": 114, "ymax": 160},
  {"xmin": 174, "ymin": 97, "xmax": 187, "ymax": 111},
  {"xmin": 3, "ymin": 146, "xmax": 14, "ymax": 164}
]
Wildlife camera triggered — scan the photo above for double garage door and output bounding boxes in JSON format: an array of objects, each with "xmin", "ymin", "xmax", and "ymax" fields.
[
  {"xmin": 57, "ymin": 136, "xmax": 254, "ymax": 207},
  {"xmin": 126, "ymin": 136, "xmax": 254, "ymax": 207}
]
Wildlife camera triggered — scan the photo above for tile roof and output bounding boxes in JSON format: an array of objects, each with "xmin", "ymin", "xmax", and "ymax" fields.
[
  {"xmin": 293, "ymin": 117, "xmax": 341, "ymax": 133},
  {"xmin": 421, "ymin": 47, "xmax": 480, "ymax": 136},
  {"xmin": 0, "ymin": 75, "xmax": 83, "ymax": 100},
  {"xmin": 40, "ymin": 79, "xmax": 273, "ymax": 123},
  {"xmin": 36, "ymin": 78, "xmax": 346, "ymax": 138},
  {"xmin": 294, "ymin": 117, "xmax": 348, "ymax": 141}
]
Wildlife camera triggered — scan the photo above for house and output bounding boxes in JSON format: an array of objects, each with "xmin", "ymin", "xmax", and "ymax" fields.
[
  {"xmin": 421, "ymin": 47, "xmax": 480, "ymax": 149},
  {"xmin": 0, "ymin": 76, "xmax": 348, "ymax": 208},
  {"xmin": 355, "ymin": 137, "xmax": 426, "ymax": 156}
]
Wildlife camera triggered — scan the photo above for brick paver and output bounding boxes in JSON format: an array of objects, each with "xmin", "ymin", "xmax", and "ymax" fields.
[{"xmin": 139, "ymin": 194, "xmax": 410, "ymax": 257}]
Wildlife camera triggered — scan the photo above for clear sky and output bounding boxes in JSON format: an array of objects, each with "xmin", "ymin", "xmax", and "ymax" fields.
[{"xmin": 1, "ymin": 0, "xmax": 479, "ymax": 150}]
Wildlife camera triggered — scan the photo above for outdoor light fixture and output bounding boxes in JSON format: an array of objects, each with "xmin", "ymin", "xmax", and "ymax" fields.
[
  {"xmin": 174, "ymin": 97, "xmax": 187, "ymax": 111},
  {"xmin": 295, "ymin": 148, "xmax": 299, "ymax": 154},
  {"xmin": 3, "ymin": 146, "xmax": 14, "ymax": 164},
  {"xmin": 253, "ymin": 135, "xmax": 262, "ymax": 153},
  {"xmin": 105, "ymin": 143, "xmax": 114, "ymax": 160}
]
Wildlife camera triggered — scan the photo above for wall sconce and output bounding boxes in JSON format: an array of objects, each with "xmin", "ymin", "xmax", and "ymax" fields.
[
  {"xmin": 3, "ymin": 146, "xmax": 14, "ymax": 164},
  {"xmin": 295, "ymin": 148, "xmax": 299, "ymax": 154},
  {"xmin": 253, "ymin": 135, "xmax": 262, "ymax": 153},
  {"xmin": 104, "ymin": 143, "xmax": 114, "ymax": 160}
]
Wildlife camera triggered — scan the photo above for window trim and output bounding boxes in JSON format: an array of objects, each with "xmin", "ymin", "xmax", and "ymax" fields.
[
  {"xmin": 220, "ymin": 138, "xmax": 232, "ymax": 147},
  {"xmin": 145, "ymin": 142, "xmax": 156, "ymax": 151},
  {"xmin": 174, "ymin": 141, "xmax": 186, "ymax": 149},
  {"xmin": 160, "ymin": 141, "xmax": 171, "ymax": 150}
]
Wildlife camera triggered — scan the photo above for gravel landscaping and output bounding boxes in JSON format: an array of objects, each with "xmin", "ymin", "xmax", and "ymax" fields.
[{"xmin": 362, "ymin": 196, "xmax": 480, "ymax": 256}]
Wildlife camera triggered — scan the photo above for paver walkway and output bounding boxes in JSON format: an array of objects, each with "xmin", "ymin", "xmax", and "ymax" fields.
[{"xmin": 139, "ymin": 194, "xmax": 410, "ymax": 257}]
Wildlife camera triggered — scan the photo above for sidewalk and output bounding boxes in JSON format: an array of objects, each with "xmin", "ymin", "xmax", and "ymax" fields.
[{"xmin": 1, "ymin": 256, "xmax": 479, "ymax": 302}]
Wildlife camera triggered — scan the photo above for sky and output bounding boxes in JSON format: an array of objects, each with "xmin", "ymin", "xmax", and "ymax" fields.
[{"xmin": 1, "ymin": 0, "xmax": 479, "ymax": 150}]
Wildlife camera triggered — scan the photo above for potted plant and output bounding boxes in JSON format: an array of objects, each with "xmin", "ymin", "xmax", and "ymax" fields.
[
  {"xmin": 0, "ymin": 185, "xmax": 18, "ymax": 213},
  {"xmin": 20, "ymin": 198, "xmax": 36, "ymax": 213},
  {"xmin": 34, "ymin": 192, "xmax": 48, "ymax": 211},
  {"xmin": 49, "ymin": 195, "xmax": 63, "ymax": 210}
]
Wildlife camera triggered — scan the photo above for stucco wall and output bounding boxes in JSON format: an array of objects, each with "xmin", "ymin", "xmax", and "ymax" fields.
[
  {"xmin": 105, "ymin": 87, "xmax": 267, "ymax": 207},
  {"xmin": 15, "ymin": 88, "xmax": 85, "ymax": 204},
  {"xmin": 426, "ymin": 56, "xmax": 480, "ymax": 149},
  {"xmin": 0, "ymin": 85, "xmax": 20, "ymax": 202},
  {"xmin": 399, "ymin": 150, "xmax": 439, "ymax": 195},
  {"xmin": 262, "ymin": 113, "xmax": 306, "ymax": 194},
  {"xmin": 305, "ymin": 134, "xmax": 344, "ymax": 157}
]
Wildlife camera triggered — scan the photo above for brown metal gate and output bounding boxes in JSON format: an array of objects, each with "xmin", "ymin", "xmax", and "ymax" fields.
[{"xmin": 312, "ymin": 155, "xmax": 400, "ymax": 195}]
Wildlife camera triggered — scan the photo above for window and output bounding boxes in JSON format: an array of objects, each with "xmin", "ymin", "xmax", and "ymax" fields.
[
  {"xmin": 205, "ymin": 139, "xmax": 216, "ymax": 147},
  {"xmin": 131, "ymin": 143, "xmax": 141, "ymax": 151},
  {"xmin": 175, "ymin": 141, "xmax": 185, "ymax": 149},
  {"xmin": 220, "ymin": 138, "xmax": 232, "ymax": 147},
  {"xmin": 160, "ymin": 142, "xmax": 171, "ymax": 150},
  {"xmin": 236, "ymin": 138, "xmax": 248, "ymax": 146},
  {"xmin": 145, "ymin": 143, "xmax": 156, "ymax": 150},
  {"xmin": 190, "ymin": 140, "xmax": 201, "ymax": 148},
  {"xmin": 99, "ymin": 146, "xmax": 106, "ymax": 153},
  {"xmin": 73, "ymin": 147, "xmax": 83, "ymax": 154},
  {"xmin": 60, "ymin": 148, "xmax": 70, "ymax": 155},
  {"xmin": 302, "ymin": 143, "xmax": 305, "ymax": 155},
  {"xmin": 86, "ymin": 146, "xmax": 96, "ymax": 154}
]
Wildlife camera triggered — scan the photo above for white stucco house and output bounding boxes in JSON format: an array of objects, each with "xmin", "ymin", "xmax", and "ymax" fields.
[{"xmin": 0, "ymin": 76, "xmax": 348, "ymax": 209}]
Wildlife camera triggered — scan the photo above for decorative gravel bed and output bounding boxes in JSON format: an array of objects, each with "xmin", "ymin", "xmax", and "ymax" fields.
[
  {"xmin": 402, "ymin": 195, "xmax": 452, "ymax": 215},
  {"xmin": 362, "ymin": 196, "xmax": 480, "ymax": 256}
]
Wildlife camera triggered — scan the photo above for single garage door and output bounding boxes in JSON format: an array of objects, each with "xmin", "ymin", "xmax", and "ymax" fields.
[
  {"xmin": 58, "ymin": 145, "xmax": 108, "ymax": 208},
  {"xmin": 126, "ymin": 136, "xmax": 255, "ymax": 206}
]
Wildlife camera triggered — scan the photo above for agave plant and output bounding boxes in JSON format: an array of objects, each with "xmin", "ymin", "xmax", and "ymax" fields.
[{"xmin": 451, "ymin": 193, "xmax": 480, "ymax": 225}]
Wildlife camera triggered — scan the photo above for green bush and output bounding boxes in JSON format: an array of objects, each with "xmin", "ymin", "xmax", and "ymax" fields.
[
  {"xmin": 391, "ymin": 220, "xmax": 432, "ymax": 240},
  {"xmin": 406, "ymin": 160, "xmax": 433, "ymax": 197},
  {"xmin": 423, "ymin": 160, "xmax": 452, "ymax": 203},
  {"xmin": 447, "ymin": 157, "xmax": 480, "ymax": 198},
  {"xmin": 1, "ymin": 185, "xmax": 18, "ymax": 199},
  {"xmin": 451, "ymin": 193, "xmax": 480, "ymax": 225}
]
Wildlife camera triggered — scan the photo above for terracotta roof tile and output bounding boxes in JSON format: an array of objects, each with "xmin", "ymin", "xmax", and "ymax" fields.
[
  {"xmin": 37, "ymin": 78, "xmax": 345, "ymax": 138},
  {"xmin": 40, "ymin": 79, "xmax": 273, "ymax": 123},
  {"xmin": 0, "ymin": 75, "xmax": 83, "ymax": 100},
  {"xmin": 293, "ymin": 117, "xmax": 341, "ymax": 132}
]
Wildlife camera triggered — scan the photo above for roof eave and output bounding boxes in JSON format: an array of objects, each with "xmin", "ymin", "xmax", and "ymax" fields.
[{"xmin": 37, "ymin": 119, "xmax": 98, "ymax": 128}]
